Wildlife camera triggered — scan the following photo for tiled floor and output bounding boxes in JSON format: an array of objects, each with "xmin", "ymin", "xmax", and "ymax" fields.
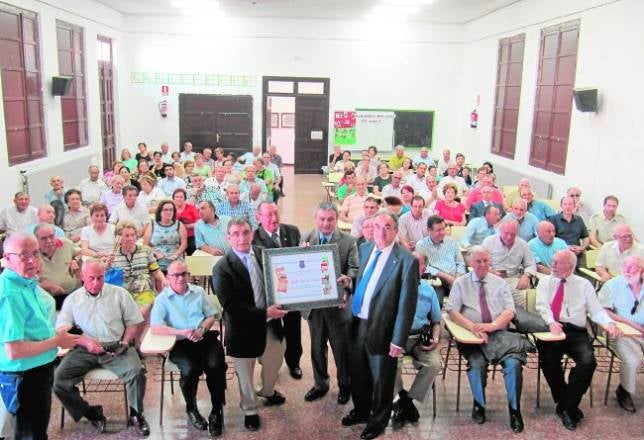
[{"xmin": 47, "ymin": 169, "xmax": 643, "ymax": 439}]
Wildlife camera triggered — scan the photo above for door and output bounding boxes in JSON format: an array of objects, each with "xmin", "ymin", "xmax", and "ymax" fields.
[
  {"xmin": 97, "ymin": 36, "xmax": 116, "ymax": 170},
  {"xmin": 179, "ymin": 94, "xmax": 252, "ymax": 158}
]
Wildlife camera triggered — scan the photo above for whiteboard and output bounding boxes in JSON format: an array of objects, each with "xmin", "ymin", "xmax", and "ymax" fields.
[{"xmin": 354, "ymin": 110, "xmax": 395, "ymax": 152}]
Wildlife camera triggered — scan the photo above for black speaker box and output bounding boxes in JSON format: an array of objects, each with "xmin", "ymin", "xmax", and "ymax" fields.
[
  {"xmin": 51, "ymin": 76, "xmax": 72, "ymax": 96},
  {"xmin": 573, "ymin": 88, "xmax": 598, "ymax": 112}
]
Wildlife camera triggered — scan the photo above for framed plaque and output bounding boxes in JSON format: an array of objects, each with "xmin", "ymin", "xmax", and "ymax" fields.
[{"xmin": 262, "ymin": 244, "xmax": 343, "ymax": 311}]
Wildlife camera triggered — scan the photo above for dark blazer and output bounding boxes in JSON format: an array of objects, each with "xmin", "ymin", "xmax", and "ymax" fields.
[
  {"xmin": 356, "ymin": 242, "xmax": 419, "ymax": 355},
  {"xmin": 212, "ymin": 245, "xmax": 281, "ymax": 358},
  {"xmin": 300, "ymin": 229, "xmax": 359, "ymax": 322},
  {"xmin": 252, "ymin": 224, "xmax": 301, "ymax": 250},
  {"xmin": 470, "ymin": 201, "xmax": 505, "ymax": 219}
]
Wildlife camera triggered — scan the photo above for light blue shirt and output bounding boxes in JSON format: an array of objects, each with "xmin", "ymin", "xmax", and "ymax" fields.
[
  {"xmin": 158, "ymin": 176, "xmax": 187, "ymax": 196},
  {"xmin": 528, "ymin": 236, "xmax": 568, "ymax": 267},
  {"xmin": 151, "ymin": 284, "xmax": 218, "ymax": 333},
  {"xmin": 462, "ymin": 217, "xmax": 497, "ymax": 248},
  {"xmin": 599, "ymin": 276, "xmax": 644, "ymax": 326},
  {"xmin": 0, "ymin": 269, "xmax": 56, "ymax": 372},
  {"xmin": 411, "ymin": 281, "xmax": 442, "ymax": 332},
  {"xmin": 528, "ymin": 200, "xmax": 556, "ymax": 221},
  {"xmin": 415, "ymin": 235, "xmax": 465, "ymax": 276},
  {"xmin": 194, "ymin": 217, "xmax": 231, "ymax": 250},
  {"xmin": 503, "ymin": 212, "xmax": 539, "ymax": 242},
  {"xmin": 23, "ymin": 223, "xmax": 65, "ymax": 238}
]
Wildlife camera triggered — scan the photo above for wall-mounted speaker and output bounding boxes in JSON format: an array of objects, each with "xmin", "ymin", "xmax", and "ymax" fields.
[
  {"xmin": 573, "ymin": 88, "xmax": 598, "ymax": 112},
  {"xmin": 51, "ymin": 76, "xmax": 72, "ymax": 96}
]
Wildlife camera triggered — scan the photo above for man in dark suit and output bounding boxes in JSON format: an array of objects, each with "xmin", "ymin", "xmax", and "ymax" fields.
[
  {"xmin": 342, "ymin": 212, "xmax": 419, "ymax": 439},
  {"xmin": 301, "ymin": 201, "xmax": 359, "ymax": 405},
  {"xmin": 212, "ymin": 218, "xmax": 288, "ymax": 432},
  {"xmin": 252, "ymin": 201, "xmax": 304, "ymax": 379},
  {"xmin": 470, "ymin": 186, "xmax": 505, "ymax": 218}
]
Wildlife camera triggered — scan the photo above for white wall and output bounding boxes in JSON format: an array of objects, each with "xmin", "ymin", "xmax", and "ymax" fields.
[
  {"xmin": 458, "ymin": 0, "xmax": 642, "ymax": 237},
  {"xmin": 0, "ymin": 0, "xmax": 125, "ymax": 205}
]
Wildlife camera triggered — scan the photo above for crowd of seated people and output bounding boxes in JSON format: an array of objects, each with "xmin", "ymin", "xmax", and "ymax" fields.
[{"xmin": 0, "ymin": 141, "xmax": 641, "ymax": 440}]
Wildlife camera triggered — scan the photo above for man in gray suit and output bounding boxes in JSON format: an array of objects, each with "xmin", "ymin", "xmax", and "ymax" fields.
[
  {"xmin": 341, "ymin": 212, "xmax": 419, "ymax": 439},
  {"xmin": 301, "ymin": 202, "xmax": 359, "ymax": 405}
]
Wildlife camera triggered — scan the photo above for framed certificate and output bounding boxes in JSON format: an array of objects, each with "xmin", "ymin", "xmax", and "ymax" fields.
[{"xmin": 262, "ymin": 244, "xmax": 343, "ymax": 311}]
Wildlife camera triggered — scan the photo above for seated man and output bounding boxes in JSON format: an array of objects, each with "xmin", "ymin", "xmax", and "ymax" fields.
[
  {"xmin": 150, "ymin": 261, "xmax": 227, "ymax": 435},
  {"xmin": 482, "ymin": 219, "xmax": 536, "ymax": 308},
  {"xmin": 535, "ymin": 250, "xmax": 622, "ymax": 431},
  {"xmin": 589, "ymin": 195, "xmax": 626, "ymax": 248},
  {"xmin": 195, "ymin": 201, "xmax": 230, "ymax": 256},
  {"xmin": 502, "ymin": 199, "xmax": 538, "ymax": 242},
  {"xmin": 35, "ymin": 223, "xmax": 82, "ymax": 310},
  {"xmin": 461, "ymin": 205, "xmax": 501, "ymax": 249},
  {"xmin": 53, "ymin": 259, "xmax": 150, "ymax": 437},
  {"xmin": 446, "ymin": 246, "xmax": 525, "ymax": 433},
  {"xmin": 392, "ymin": 253, "xmax": 442, "ymax": 429},
  {"xmin": 23, "ymin": 205, "xmax": 65, "ymax": 237},
  {"xmin": 528, "ymin": 221, "xmax": 569, "ymax": 275},
  {"xmin": 397, "ymin": 196, "xmax": 432, "ymax": 251},
  {"xmin": 596, "ymin": 224, "xmax": 644, "ymax": 282},
  {"xmin": 598, "ymin": 256, "xmax": 643, "ymax": 413},
  {"xmin": 547, "ymin": 196, "xmax": 589, "ymax": 259},
  {"xmin": 415, "ymin": 215, "xmax": 466, "ymax": 304}
]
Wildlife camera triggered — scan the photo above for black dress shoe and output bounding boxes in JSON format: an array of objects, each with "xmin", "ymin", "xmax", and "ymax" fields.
[
  {"xmin": 289, "ymin": 366, "xmax": 303, "ymax": 379},
  {"xmin": 86, "ymin": 405, "xmax": 107, "ymax": 434},
  {"xmin": 187, "ymin": 410, "xmax": 208, "ymax": 430},
  {"xmin": 337, "ymin": 386, "xmax": 351, "ymax": 405},
  {"xmin": 616, "ymin": 385, "xmax": 637, "ymax": 413},
  {"xmin": 261, "ymin": 390, "xmax": 286, "ymax": 406},
  {"xmin": 391, "ymin": 400, "xmax": 406, "ymax": 430},
  {"xmin": 558, "ymin": 409, "xmax": 577, "ymax": 431},
  {"xmin": 509, "ymin": 408, "xmax": 524, "ymax": 433},
  {"xmin": 360, "ymin": 424, "xmax": 385, "ymax": 440},
  {"xmin": 209, "ymin": 407, "xmax": 224, "ymax": 437},
  {"xmin": 471, "ymin": 402, "xmax": 486, "ymax": 424},
  {"xmin": 244, "ymin": 414, "xmax": 260, "ymax": 431},
  {"xmin": 129, "ymin": 414, "xmax": 150, "ymax": 437},
  {"xmin": 341, "ymin": 409, "xmax": 367, "ymax": 426},
  {"xmin": 304, "ymin": 386, "xmax": 329, "ymax": 402}
]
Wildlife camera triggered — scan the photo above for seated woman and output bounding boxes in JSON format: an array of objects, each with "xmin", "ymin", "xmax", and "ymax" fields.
[
  {"xmin": 434, "ymin": 183, "xmax": 466, "ymax": 226},
  {"xmin": 62, "ymin": 189, "xmax": 89, "ymax": 242},
  {"xmin": 142, "ymin": 200, "xmax": 187, "ymax": 273},
  {"xmin": 80, "ymin": 203, "xmax": 116, "ymax": 259},
  {"xmin": 138, "ymin": 175, "xmax": 166, "ymax": 213}
]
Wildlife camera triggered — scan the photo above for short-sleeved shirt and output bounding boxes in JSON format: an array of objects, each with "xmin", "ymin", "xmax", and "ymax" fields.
[
  {"xmin": 547, "ymin": 213, "xmax": 588, "ymax": 245},
  {"xmin": 596, "ymin": 241, "xmax": 644, "ymax": 276},
  {"xmin": 112, "ymin": 245, "xmax": 160, "ymax": 295},
  {"xmin": 0, "ymin": 269, "xmax": 56, "ymax": 372},
  {"xmin": 528, "ymin": 236, "xmax": 568, "ymax": 268},
  {"xmin": 151, "ymin": 284, "xmax": 218, "ymax": 338},
  {"xmin": 588, "ymin": 213, "xmax": 627, "ymax": 244},
  {"xmin": 194, "ymin": 217, "xmax": 231, "ymax": 251},
  {"xmin": 56, "ymin": 284, "xmax": 143, "ymax": 343},
  {"xmin": 599, "ymin": 276, "xmax": 644, "ymax": 326},
  {"xmin": 80, "ymin": 224, "xmax": 116, "ymax": 253},
  {"xmin": 411, "ymin": 281, "xmax": 442, "ymax": 333},
  {"xmin": 446, "ymin": 271, "xmax": 515, "ymax": 325}
]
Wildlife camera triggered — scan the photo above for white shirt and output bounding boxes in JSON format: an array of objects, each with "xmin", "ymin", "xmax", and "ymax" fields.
[
  {"xmin": 0, "ymin": 205, "xmax": 38, "ymax": 235},
  {"xmin": 356, "ymin": 242, "xmax": 395, "ymax": 319},
  {"xmin": 108, "ymin": 202, "xmax": 150, "ymax": 231},
  {"xmin": 78, "ymin": 178, "xmax": 108, "ymax": 205}
]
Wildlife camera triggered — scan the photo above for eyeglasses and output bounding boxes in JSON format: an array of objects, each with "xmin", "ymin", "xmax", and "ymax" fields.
[
  {"xmin": 632, "ymin": 300, "xmax": 640, "ymax": 315},
  {"xmin": 168, "ymin": 272, "xmax": 188, "ymax": 278},
  {"xmin": 6, "ymin": 251, "xmax": 41, "ymax": 261}
]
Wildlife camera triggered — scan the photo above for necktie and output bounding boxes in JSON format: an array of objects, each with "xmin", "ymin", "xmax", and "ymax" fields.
[
  {"xmin": 352, "ymin": 250, "xmax": 383, "ymax": 316},
  {"xmin": 245, "ymin": 254, "xmax": 266, "ymax": 309},
  {"xmin": 551, "ymin": 279, "xmax": 566, "ymax": 322},
  {"xmin": 478, "ymin": 280, "xmax": 493, "ymax": 323},
  {"xmin": 320, "ymin": 236, "xmax": 327, "ymax": 245},
  {"xmin": 271, "ymin": 232, "xmax": 281, "ymax": 247}
]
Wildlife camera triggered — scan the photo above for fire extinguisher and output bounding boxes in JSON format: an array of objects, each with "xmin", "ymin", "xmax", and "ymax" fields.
[
  {"xmin": 470, "ymin": 109, "xmax": 478, "ymax": 128},
  {"xmin": 158, "ymin": 100, "xmax": 168, "ymax": 118}
]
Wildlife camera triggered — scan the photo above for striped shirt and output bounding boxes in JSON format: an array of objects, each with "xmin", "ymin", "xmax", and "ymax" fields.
[
  {"xmin": 415, "ymin": 235, "xmax": 465, "ymax": 276},
  {"xmin": 215, "ymin": 200, "xmax": 257, "ymax": 229}
]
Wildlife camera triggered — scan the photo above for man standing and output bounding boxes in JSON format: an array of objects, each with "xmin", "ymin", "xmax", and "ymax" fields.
[
  {"xmin": 54, "ymin": 259, "xmax": 149, "ymax": 436},
  {"xmin": 528, "ymin": 221, "xmax": 569, "ymax": 274},
  {"xmin": 78, "ymin": 165, "xmax": 108, "ymax": 206},
  {"xmin": 461, "ymin": 205, "xmax": 501, "ymax": 248},
  {"xmin": 212, "ymin": 219, "xmax": 288, "ymax": 431},
  {"xmin": 446, "ymin": 246, "xmax": 526, "ymax": 433},
  {"xmin": 301, "ymin": 202, "xmax": 359, "ymax": 405},
  {"xmin": 535, "ymin": 250, "xmax": 622, "ymax": 430},
  {"xmin": 151, "ymin": 261, "xmax": 227, "ymax": 436},
  {"xmin": 252, "ymin": 202, "xmax": 304, "ymax": 379},
  {"xmin": 0, "ymin": 233, "xmax": 79, "ymax": 439},
  {"xmin": 596, "ymin": 224, "xmax": 643, "ymax": 281},
  {"xmin": 341, "ymin": 212, "xmax": 418, "ymax": 440}
]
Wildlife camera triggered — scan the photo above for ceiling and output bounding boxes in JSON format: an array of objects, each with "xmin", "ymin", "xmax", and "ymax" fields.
[{"xmin": 95, "ymin": 0, "xmax": 522, "ymax": 24}]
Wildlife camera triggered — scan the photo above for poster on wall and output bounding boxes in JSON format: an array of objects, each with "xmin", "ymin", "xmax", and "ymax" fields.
[{"xmin": 333, "ymin": 111, "xmax": 356, "ymax": 145}]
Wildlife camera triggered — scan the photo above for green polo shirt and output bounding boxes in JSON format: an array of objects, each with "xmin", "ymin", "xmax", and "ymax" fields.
[{"xmin": 0, "ymin": 269, "xmax": 56, "ymax": 372}]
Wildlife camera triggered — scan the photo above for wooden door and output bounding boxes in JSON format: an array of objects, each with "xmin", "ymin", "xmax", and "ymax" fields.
[
  {"xmin": 97, "ymin": 36, "xmax": 116, "ymax": 170},
  {"xmin": 179, "ymin": 94, "xmax": 252, "ymax": 158}
]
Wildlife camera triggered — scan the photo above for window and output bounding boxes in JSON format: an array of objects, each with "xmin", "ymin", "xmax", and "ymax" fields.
[
  {"xmin": 56, "ymin": 20, "xmax": 87, "ymax": 150},
  {"xmin": 0, "ymin": 3, "xmax": 46, "ymax": 165},
  {"xmin": 491, "ymin": 33, "xmax": 525, "ymax": 159},
  {"xmin": 529, "ymin": 20, "xmax": 580, "ymax": 174}
]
